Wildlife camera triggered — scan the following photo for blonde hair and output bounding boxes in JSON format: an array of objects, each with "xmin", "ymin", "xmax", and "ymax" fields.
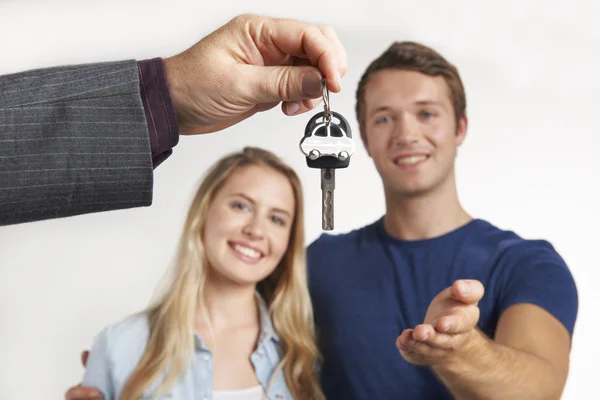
[{"xmin": 119, "ymin": 147, "xmax": 324, "ymax": 400}]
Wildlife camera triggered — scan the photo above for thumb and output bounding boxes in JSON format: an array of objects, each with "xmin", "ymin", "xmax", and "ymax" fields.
[
  {"xmin": 450, "ymin": 279, "xmax": 484, "ymax": 304},
  {"xmin": 246, "ymin": 65, "xmax": 325, "ymax": 104}
]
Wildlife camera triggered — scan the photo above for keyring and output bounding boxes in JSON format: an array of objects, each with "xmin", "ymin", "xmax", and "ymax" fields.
[{"xmin": 322, "ymin": 78, "xmax": 332, "ymax": 125}]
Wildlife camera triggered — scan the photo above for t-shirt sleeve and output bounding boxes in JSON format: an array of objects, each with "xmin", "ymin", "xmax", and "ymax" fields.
[
  {"xmin": 497, "ymin": 240, "xmax": 578, "ymax": 335},
  {"xmin": 82, "ymin": 327, "xmax": 115, "ymax": 400}
]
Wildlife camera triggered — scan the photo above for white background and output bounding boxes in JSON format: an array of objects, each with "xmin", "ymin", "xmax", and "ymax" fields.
[{"xmin": 0, "ymin": 0, "xmax": 598, "ymax": 399}]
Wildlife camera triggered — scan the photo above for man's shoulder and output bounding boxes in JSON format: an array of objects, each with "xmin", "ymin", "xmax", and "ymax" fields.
[
  {"xmin": 307, "ymin": 218, "xmax": 381, "ymax": 252},
  {"xmin": 472, "ymin": 219, "xmax": 567, "ymax": 267}
]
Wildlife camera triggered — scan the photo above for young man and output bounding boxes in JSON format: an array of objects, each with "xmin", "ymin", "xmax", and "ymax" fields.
[
  {"xmin": 307, "ymin": 41, "xmax": 578, "ymax": 399},
  {"xmin": 66, "ymin": 42, "xmax": 577, "ymax": 399}
]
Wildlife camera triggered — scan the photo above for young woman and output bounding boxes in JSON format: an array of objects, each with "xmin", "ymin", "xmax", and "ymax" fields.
[{"xmin": 76, "ymin": 147, "xmax": 324, "ymax": 400}]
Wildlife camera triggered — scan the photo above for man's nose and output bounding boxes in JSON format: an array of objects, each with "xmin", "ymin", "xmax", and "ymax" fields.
[{"xmin": 392, "ymin": 114, "xmax": 420, "ymax": 145}]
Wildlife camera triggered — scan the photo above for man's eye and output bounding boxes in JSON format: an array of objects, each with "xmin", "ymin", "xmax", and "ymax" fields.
[{"xmin": 375, "ymin": 116, "xmax": 392, "ymax": 124}]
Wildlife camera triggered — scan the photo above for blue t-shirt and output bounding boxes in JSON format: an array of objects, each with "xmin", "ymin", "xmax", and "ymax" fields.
[{"xmin": 307, "ymin": 217, "xmax": 578, "ymax": 400}]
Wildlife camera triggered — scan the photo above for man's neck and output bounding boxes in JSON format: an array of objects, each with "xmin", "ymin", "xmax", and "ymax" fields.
[{"xmin": 383, "ymin": 175, "xmax": 472, "ymax": 241}]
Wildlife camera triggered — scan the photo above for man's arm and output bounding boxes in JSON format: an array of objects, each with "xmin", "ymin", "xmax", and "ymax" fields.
[
  {"xmin": 0, "ymin": 60, "xmax": 155, "ymax": 226},
  {"xmin": 0, "ymin": 14, "xmax": 348, "ymax": 227},
  {"xmin": 431, "ymin": 303, "xmax": 571, "ymax": 400},
  {"xmin": 397, "ymin": 254, "xmax": 577, "ymax": 400},
  {"xmin": 0, "ymin": 56, "xmax": 179, "ymax": 228}
]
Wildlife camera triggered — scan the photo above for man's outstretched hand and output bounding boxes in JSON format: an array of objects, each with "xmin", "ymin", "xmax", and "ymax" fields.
[{"xmin": 396, "ymin": 279, "xmax": 485, "ymax": 367}]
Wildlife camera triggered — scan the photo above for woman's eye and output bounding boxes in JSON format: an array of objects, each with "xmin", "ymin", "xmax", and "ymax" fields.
[
  {"xmin": 271, "ymin": 215, "xmax": 286, "ymax": 226},
  {"xmin": 231, "ymin": 201, "xmax": 249, "ymax": 211}
]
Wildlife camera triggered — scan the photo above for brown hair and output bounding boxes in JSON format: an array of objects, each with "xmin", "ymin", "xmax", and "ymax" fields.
[{"xmin": 355, "ymin": 41, "xmax": 466, "ymax": 131}]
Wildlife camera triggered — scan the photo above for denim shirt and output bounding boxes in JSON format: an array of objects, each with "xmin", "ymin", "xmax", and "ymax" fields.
[{"xmin": 82, "ymin": 294, "xmax": 293, "ymax": 400}]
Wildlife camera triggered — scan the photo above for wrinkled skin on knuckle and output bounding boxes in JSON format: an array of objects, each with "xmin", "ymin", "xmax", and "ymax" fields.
[
  {"xmin": 241, "ymin": 17, "xmax": 282, "ymax": 66},
  {"xmin": 272, "ymin": 67, "xmax": 294, "ymax": 100},
  {"xmin": 225, "ymin": 72, "xmax": 254, "ymax": 112},
  {"xmin": 231, "ymin": 13, "xmax": 255, "ymax": 27},
  {"xmin": 306, "ymin": 24, "xmax": 322, "ymax": 38},
  {"xmin": 317, "ymin": 24, "xmax": 335, "ymax": 37}
]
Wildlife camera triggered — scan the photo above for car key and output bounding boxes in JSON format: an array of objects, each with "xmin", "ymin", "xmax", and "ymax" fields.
[{"xmin": 299, "ymin": 79, "xmax": 355, "ymax": 230}]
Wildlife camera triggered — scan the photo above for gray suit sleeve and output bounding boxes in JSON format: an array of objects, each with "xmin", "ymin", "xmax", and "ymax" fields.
[{"xmin": 0, "ymin": 59, "xmax": 154, "ymax": 226}]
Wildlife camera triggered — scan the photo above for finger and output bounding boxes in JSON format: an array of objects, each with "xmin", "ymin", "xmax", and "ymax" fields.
[
  {"xmin": 293, "ymin": 58, "xmax": 313, "ymax": 68},
  {"xmin": 255, "ymin": 101, "xmax": 280, "ymax": 113},
  {"xmin": 398, "ymin": 345, "xmax": 424, "ymax": 364},
  {"xmin": 413, "ymin": 323, "xmax": 471, "ymax": 349},
  {"xmin": 282, "ymin": 97, "xmax": 323, "ymax": 116},
  {"xmin": 81, "ymin": 350, "xmax": 89, "ymax": 367},
  {"xmin": 450, "ymin": 279, "xmax": 485, "ymax": 304},
  {"xmin": 284, "ymin": 58, "xmax": 325, "ymax": 110},
  {"xmin": 302, "ymin": 96, "xmax": 323, "ymax": 110},
  {"xmin": 411, "ymin": 324, "xmax": 464, "ymax": 350},
  {"xmin": 65, "ymin": 385, "xmax": 102, "ymax": 400},
  {"xmin": 418, "ymin": 329, "xmax": 455, "ymax": 349},
  {"xmin": 250, "ymin": 17, "xmax": 344, "ymax": 91},
  {"xmin": 316, "ymin": 24, "xmax": 347, "ymax": 78},
  {"xmin": 411, "ymin": 324, "xmax": 435, "ymax": 342},
  {"xmin": 435, "ymin": 306, "xmax": 480, "ymax": 334},
  {"xmin": 245, "ymin": 64, "xmax": 325, "ymax": 104},
  {"xmin": 402, "ymin": 337, "xmax": 448, "ymax": 358},
  {"xmin": 395, "ymin": 329, "xmax": 414, "ymax": 350}
]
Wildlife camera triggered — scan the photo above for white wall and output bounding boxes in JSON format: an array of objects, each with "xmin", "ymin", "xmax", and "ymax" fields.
[{"xmin": 0, "ymin": 1, "xmax": 598, "ymax": 398}]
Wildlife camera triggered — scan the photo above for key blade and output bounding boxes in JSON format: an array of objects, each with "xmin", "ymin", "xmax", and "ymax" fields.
[{"xmin": 321, "ymin": 168, "xmax": 335, "ymax": 230}]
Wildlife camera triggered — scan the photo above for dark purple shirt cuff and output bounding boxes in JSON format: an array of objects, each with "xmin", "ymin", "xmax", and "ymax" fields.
[{"xmin": 137, "ymin": 58, "xmax": 179, "ymax": 168}]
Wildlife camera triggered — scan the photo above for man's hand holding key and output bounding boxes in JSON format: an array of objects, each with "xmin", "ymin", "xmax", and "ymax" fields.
[{"xmin": 300, "ymin": 80, "xmax": 355, "ymax": 230}]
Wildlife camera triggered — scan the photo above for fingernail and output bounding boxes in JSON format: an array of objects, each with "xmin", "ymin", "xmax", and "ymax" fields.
[
  {"xmin": 421, "ymin": 333, "xmax": 429, "ymax": 341},
  {"xmin": 287, "ymin": 103, "xmax": 300, "ymax": 114},
  {"xmin": 408, "ymin": 339, "xmax": 416, "ymax": 346},
  {"xmin": 302, "ymin": 71, "xmax": 323, "ymax": 97},
  {"xmin": 336, "ymin": 71, "xmax": 342, "ymax": 90},
  {"xmin": 460, "ymin": 280, "xmax": 470, "ymax": 294},
  {"xmin": 441, "ymin": 324, "xmax": 450, "ymax": 332}
]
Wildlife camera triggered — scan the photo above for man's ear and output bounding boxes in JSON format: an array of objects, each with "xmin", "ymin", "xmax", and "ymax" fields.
[{"xmin": 456, "ymin": 113, "xmax": 468, "ymax": 147}]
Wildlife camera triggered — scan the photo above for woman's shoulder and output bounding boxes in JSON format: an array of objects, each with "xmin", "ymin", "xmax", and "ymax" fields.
[
  {"xmin": 91, "ymin": 311, "xmax": 151, "ymax": 360},
  {"xmin": 82, "ymin": 312, "xmax": 154, "ymax": 397}
]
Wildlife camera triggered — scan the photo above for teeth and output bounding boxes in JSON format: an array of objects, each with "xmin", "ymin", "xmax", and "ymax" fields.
[
  {"xmin": 233, "ymin": 244, "xmax": 261, "ymax": 259},
  {"xmin": 396, "ymin": 155, "xmax": 427, "ymax": 165}
]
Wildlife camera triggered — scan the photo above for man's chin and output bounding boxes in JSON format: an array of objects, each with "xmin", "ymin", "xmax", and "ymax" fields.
[{"xmin": 384, "ymin": 180, "xmax": 433, "ymax": 198}]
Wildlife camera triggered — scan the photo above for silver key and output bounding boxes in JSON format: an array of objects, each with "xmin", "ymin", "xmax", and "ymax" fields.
[
  {"xmin": 321, "ymin": 167, "xmax": 335, "ymax": 230},
  {"xmin": 299, "ymin": 79, "xmax": 354, "ymax": 231},
  {"xmin": 319, "ymin": 81, "xmax": 336, "ymax": 231}
]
